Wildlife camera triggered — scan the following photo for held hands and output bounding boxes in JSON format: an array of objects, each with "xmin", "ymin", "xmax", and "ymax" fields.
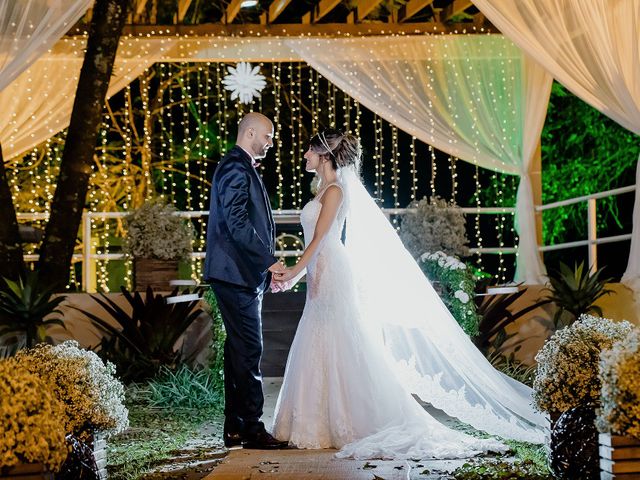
[
  {"xmin": 268, "ymin": 261, "xmax": 286, "ymax": 274},
  {"xmin": 273, "ymin": 267, "xmax": 297, "ymax": 284}
]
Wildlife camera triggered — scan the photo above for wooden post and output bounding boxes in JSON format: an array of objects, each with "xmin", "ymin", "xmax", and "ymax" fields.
[{"xmin": 529, "ymin": 141, "xmax": 544, "ymax": 251}]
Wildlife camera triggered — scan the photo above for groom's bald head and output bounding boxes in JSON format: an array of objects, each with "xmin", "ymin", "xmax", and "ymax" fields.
[{"xmin": 237, "ymin": 113, "xmax": 274, "ymax": 160}]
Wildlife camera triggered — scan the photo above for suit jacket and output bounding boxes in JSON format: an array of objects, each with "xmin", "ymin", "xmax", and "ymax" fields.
[{"xmin": 204, "ymin": 146, "xmax": 277, "ymax": 289}]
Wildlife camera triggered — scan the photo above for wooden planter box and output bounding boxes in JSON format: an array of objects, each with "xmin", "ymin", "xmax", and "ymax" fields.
[
  {"xmin": 88, "ymin": 432, "xmax": 108, "ymax": 480},
  {"xmin": 134, "ymin": 258, "xmax": 179, "ymax": 292},
  {"xmin": 0, "ymin": 463, "xmax": 53, "ymax": 479},
  {"xmin": 600, "ymin": 433, "xmax": 640, "ymax": 479}
]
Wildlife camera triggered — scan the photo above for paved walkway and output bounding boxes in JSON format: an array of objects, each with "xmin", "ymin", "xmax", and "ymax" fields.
[{"xmin": 204, "ymin": 378, "xmax": 471, "ymax": 480}]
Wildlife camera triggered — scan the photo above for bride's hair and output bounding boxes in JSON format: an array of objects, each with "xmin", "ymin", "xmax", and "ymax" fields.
[{"xmin": 310, "ymin": 129, "xmax": 362, "ymax": 172}]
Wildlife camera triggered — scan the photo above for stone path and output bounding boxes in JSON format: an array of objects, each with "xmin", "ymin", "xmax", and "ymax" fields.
[{"xmin": 203, "ymin": 378, "xmax": 475, "ymax": 480}]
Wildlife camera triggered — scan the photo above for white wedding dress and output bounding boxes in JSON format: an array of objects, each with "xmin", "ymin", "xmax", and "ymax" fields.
[{"xmin": 272, "ymin": 168, "xmax": 547, "ymax": 459}]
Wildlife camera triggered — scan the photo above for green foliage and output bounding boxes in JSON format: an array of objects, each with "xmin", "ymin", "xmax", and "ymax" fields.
[
  {"xmin": 474, "ymin": 286, "xmax": 551, "ymax": 354},
  {"xmin": 488, "ymin": 351, "xmax": 537, "ymax": 388},
  {"xmin": 203, "ymin": 288, "xmax": 225, "ymax": 391},
  {"xmin": 541, "ymin": 82, "xmax": 639, "ymax": 245},
  {"xmin": 107, "ymin": 388, "xmax": 223, "ymax": 480},
  {"xmin": 137, "ymin": 365, "xmax": 224, "ymax": 410},
  {"xmin": 71, "ymin": 286, "xmax": 204, "ymax": 382},
  {"xmin": 453, "ymin": 459, "xmax": 552, "ymax": 480},
  {"xmin": 0, "ymin": 272, "xmax": 67, "ymax": 348},
  {"xmin": 544, "ymin": 261, "xmax": 614, "ymax": 328},
  {"xmin": 419, "ymin": 252, "xmax": 480, "ymax": 336}
]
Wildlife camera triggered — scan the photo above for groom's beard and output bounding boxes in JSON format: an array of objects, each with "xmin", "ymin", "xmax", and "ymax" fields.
[{"xmin": 252, "ymin": 140, "xmax": 271, "ymax": 159}]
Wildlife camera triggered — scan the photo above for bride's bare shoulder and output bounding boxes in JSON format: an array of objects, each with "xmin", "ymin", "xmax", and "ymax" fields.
[{"xmin": 319, "ymin": 184, "xmax": 343, "ymax": 204}]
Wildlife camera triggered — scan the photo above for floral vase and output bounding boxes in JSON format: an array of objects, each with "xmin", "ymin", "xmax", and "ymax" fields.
[
  {"xmin": 134, "ymin": 258, "xmax": 179, "ymax": 292},
  {"xmin": 599, "ymin": 433, "xmax": 640, "ymax": 479},
  {"xmin": 88, "ymin": 432, "xmax": 108, "ymax": 480},
  {"xmin": 0, "ymin": 463, "xmax": 53, "ymax": 479}
]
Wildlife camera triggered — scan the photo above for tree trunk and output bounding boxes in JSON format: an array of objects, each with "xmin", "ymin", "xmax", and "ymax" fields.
[
  {"xmin": 0, "ymin": 143, "xmax": 25, "ymax": 281},
  {"xmin": 37, "ymin": 0, "xmax": 129, "ymax": 290}
]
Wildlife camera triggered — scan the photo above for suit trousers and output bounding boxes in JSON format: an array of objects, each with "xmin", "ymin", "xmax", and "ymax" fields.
[{"xmin": 210, "ymin": 278, "xmax": 268, "ymax": 436}]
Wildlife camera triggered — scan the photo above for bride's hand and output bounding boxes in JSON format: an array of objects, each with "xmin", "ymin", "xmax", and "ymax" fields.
[{"xmin": 274, "ymin": 267, "xmax": 296, "ymax": 283}]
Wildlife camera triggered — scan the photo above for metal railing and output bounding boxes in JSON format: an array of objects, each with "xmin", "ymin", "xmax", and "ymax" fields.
[
  {"xmin": 535, "ymin": 185, "xmax": 636, "ymax": 269},
  {"xmin": 15, "ymin": 184, "xmax": 635, "ymax": 290}
]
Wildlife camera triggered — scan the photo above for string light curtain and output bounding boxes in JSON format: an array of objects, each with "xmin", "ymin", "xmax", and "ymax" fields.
[
  {"xmin": 0, "ymin": 37, "xmax": 175, "ymax": 160},
  {"xmin": 289, "ymin": 35, "xmax": 552, "ymax": 284},
  {"xmin": 472, "ymin": 0, "xmax": 640, "ymax": 287},
  {"xmin": 0, "ymin": 0, "xmax": 92, "ymax": 92}
]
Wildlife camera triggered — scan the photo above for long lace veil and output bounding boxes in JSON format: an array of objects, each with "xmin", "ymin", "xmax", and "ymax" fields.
[{"xmin": 339, "ymin": 166, "xmax": 547, "ymax": 443}]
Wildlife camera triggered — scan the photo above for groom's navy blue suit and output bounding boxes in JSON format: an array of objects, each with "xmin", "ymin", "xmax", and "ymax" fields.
[{"xmin": 204, "ymin": 145, "xmax": 276, "ymax": 437}]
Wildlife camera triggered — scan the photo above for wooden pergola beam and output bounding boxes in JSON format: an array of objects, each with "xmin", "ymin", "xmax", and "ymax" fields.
[
  {"xmin": 103, "ymin": 21, "xmax": 498, "ymax": 37},
  {"xmin": 441, "ymin": 0, "xmax": 472, "ymax": 23},
  {"xmin": 352, "ymin": 0, "xmax": 384, "ymax": 22},
  {"xmin": 261, "ymin": 0, "xmax": 293, "ymax": 24},
  {"xmin": 223, "ymin": 0, "xmax": 243, "ymax": 24},
  {"xmin": 302, "ymin": 0, "xmax": 342, "ymax": 24},
  {"xmin": 398, "ymin": 0, "xmax": 434, "ymax": 23},
  {"xmin": 135, "ymin": 0, "xmax": 149, "ymax": 16},
  {"xmin": 177, "ymin": 0, "xmax": 192, "ymax": 22}
]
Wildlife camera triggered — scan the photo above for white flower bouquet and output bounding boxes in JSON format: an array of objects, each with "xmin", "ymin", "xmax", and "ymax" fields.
[
  {"xmin": 418, "ymin": 251, "xmax": 479, "ymax": 336},
  {"xmin": 400, "ymin": 196, "xmax": 469, "ymax": 259},
  {"xmin": 15, "ymin": 341, "xmax": 129, "ymax": 439},
  {"xmin": 123, "ymin": 199, "xmax": 193, "ymax": 261},
  {"xmin": 597, "ymin": 329, "xmax": 640, "ymax": 438},
  {"xmin": 533, "ymin": 314, "xmax": 634, "ymax": 415}
]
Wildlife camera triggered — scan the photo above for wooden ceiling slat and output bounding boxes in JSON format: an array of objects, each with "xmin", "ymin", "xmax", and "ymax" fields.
[
  {"xmin": 441, "ymin": 0, "xmax": 473, "ymax": 23},
  {"xmin": 398, "ymin": 0, "xmax": 434, "ymax": 23},
  {"xmin": 135, "ymin": 0, "xmax": 149, "ymax": 16},
  {"xmin": 223, "ymin": 0, "xmax": 244, "ymax": 24},
  {"xmin": 355, "ymin": 0, "xmax": 384, "ymax": 22},
  {"xmin": 107, "ymin": 21, "xmax": 498, "ymax": 37},
  {"xmin": 314, "ymin": 0, "xmax": 342, "ymax": 23},
  {"xmin": 177, "ymin": 0, "xmax": 192, "ymax": 22},
  {"xmin": 263, "ymin": 0, "xmax": 294, "ymax": 24}
]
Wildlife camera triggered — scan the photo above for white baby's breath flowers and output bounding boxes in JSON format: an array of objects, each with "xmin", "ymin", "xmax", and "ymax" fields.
[
  {"xmin": 533, "ymin": 314, "xmax": 634, "ymax": 415},
  {"xmin": 51, "ymin": 340, "xmax": 129, "ymax": 437},
  {"xmin": 597, "ymin": 329, "xmax": 640, "ymax": 438}
]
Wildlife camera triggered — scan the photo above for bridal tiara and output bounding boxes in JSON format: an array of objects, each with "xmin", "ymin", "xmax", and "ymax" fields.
[{"xmin": 318, "ymin": 131, "xmax": 336, "ymax": 158}]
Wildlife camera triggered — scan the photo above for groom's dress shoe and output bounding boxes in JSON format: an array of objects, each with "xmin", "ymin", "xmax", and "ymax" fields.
[
  {"xmin": 224, "ymin": 432, "xmax": 245, "ymax": 448},
  {"xmin": 243, "ymin": 431, "xmax": 289, "ymax": 450}
]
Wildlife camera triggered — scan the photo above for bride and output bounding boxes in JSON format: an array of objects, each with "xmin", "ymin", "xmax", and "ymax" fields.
[{"xmin": 271, "ymin": 129, "xmax": 547, "ymax": 460}]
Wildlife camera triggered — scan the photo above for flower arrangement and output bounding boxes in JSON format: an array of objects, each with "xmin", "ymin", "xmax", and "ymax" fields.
[
  {"xmin": 418, "ymin": 251, "xmax": 480, "ymax": 336},
  {"xmin": 123, "ymin": 199, "xmax": 194, "ymax": 261},
  {"xmin": 400, "ymin": 196, "xmax": 469, "ymax": 259},
  {"xmin": 597, "ymin": 329, "xmax": 640, "ymax": 439},
  {"xmin": 533, "ymin": 314, "xmax": 634, "ymax": 415},
  {"xmin": 0, "ymin": 358, "xmax": 68, "ymax": 472},
  {"xmin": 15, "ymin": 341, "xmax": 129, "ymax": 439}
]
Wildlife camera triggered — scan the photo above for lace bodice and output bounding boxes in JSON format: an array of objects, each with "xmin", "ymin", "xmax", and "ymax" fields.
[{"xmin": 300, "ymin": 182, "xmax": 347, "ymax": 251}]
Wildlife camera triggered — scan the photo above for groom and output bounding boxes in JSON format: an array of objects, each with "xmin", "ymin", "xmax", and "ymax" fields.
[{"xmin": 204, "ymin": 112, "xmax": 288, "ymax": 449}]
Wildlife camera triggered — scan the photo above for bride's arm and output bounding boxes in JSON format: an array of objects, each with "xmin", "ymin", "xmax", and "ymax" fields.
[{"xmin": 275, "ymin": 185, "xmax": 342, "ymax": 282}]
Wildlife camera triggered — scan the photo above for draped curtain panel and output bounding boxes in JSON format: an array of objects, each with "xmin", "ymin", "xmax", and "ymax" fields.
[
  {"xmin": 0, "ymin": 0, "xmax": 93, "ymax": 92},
  {"xmin": 0, "ymin": 38, "xmax": 175, "ymax": 160},
  {"xmin": 472, "ymin": 0, "xmax": 640, "ymax": 285},
  {"xmin": 288, "ymin": 35, "xmax": 552, "ymax": 284}
]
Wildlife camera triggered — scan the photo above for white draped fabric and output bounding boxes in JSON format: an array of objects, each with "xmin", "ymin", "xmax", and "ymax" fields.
[
  {"xmin": 0, "ymin": 37, "xmax": 176, "ymax": 160},
  {"xmin": 0, "ymin": 0, "xmax": 92, "ymax": 92},
  {"xmin": 472, "ymin": 0, "xmax": 640, "ymax": 285},
  {"xmin": 288, "ymin": 36, "xmax": 551, "ymax": 283}
]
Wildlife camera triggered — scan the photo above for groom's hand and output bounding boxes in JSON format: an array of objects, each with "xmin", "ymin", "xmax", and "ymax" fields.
[{"xmin": 268, "ymin": 261, "xmax": 286, "ymax": 274}]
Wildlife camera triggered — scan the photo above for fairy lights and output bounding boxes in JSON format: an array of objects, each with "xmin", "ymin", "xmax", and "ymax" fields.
[{"xmin": 5, "ymin": 41, "xmax": 525, "ymax": 289}]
